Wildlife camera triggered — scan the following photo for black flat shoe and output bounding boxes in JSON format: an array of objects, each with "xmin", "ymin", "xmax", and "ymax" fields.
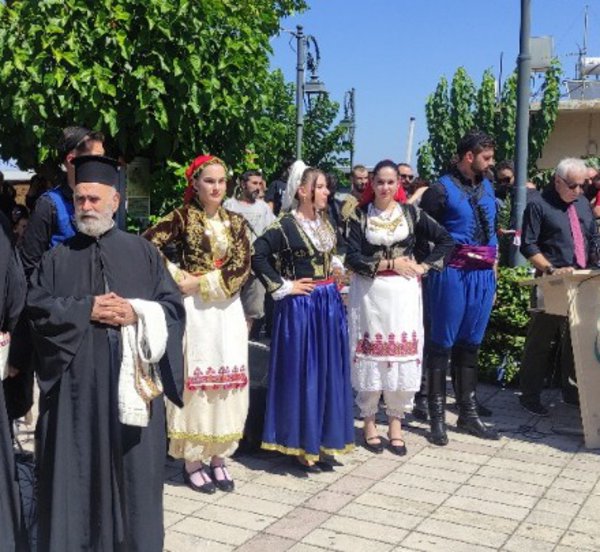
[
  {"xmin": 315, "ymin": 460, "xmax": 335, "ymax": 472},
  {"xmin": 364, "ymin": 436, "xmax": 384, "ymax": 454},
  {"xmin": 297, "ymin": 459, "xmax": 322, "ymax": 473},
  {"xmin": 183, "ymin": 466, "xmax": 216, "ymax": 494},
  {"xmin": 387, "ymin": 436, "xmax": 407, "ymax": 456},
  {"xmin": 210, "ymin": 464, "xmax": 235, "ymax": 492}
]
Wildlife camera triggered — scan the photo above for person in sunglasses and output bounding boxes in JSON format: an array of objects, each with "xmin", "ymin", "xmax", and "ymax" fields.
[{"xmin": 519, "ymin": 157, "xmax": 597, "ymax": 416}]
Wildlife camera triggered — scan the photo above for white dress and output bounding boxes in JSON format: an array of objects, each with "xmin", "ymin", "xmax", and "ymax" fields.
[
  {"xmin": 348, "ymin": 204, "xmax": 423, "ymax": 397},
  {"xmin": 167, "ymin": 217, "xmax": 249, "ymax": 462}
]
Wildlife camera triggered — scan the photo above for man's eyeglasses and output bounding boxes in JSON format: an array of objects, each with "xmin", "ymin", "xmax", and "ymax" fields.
[
  {"xmin": 497, "ymin": 177, "xmax": 512, "ymax": 185},
  {"xmin": 399, "ymin": 174, "xmax": 414, "ymax": 182},
  {"xmin": 558, "ymin": 175, "xmax": 585, "ymax": 190}
]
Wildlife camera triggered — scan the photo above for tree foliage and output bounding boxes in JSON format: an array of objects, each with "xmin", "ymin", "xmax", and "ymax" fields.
[
  {"xmin": 417, "ymin": 62, "xmax": 561, "ymax": 181},
  {"xmin": 0, "ymin": 0, "xmax": 306, "ymax": 170}
]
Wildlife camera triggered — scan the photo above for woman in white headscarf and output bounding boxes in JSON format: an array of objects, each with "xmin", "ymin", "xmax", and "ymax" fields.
[{"xmin": 251, "ymin": 161, "xmax": 355, "ymax": 472}]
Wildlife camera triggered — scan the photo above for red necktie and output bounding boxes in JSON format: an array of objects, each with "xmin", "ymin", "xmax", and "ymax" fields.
[{"xmin": 567, "ymin": 203, "xmax": 587, "ymax": 268}]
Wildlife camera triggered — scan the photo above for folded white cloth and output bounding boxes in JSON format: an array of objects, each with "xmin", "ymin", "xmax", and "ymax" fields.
[{"xmin": 119, "ymin": 299, "xmax": 167, "ymax": 427}]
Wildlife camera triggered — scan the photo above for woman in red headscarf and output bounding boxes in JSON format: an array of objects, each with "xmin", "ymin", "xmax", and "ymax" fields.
[{"xmin": 144, "ymin": 155, "xmax": 251, "ymax": 494}]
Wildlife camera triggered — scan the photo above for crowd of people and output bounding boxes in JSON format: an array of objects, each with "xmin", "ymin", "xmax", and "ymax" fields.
[{"xmin": 0, "ymin": 125, "xmax": 597, "ymax": 551}]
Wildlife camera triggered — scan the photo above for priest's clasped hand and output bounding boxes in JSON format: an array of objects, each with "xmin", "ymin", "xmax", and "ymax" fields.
[{"xmin": 91, "ymin": 292, "xmax": 138, "ymax": 326}]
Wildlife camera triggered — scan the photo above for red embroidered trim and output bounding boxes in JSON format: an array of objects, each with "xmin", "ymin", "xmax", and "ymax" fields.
[
  {"xmin": 355, "ymin": 331, "xmax": 419, "ymax": 357},
  {"xmin": 187, "ymin": 365, "xmax": 248, "ymax": 391}
]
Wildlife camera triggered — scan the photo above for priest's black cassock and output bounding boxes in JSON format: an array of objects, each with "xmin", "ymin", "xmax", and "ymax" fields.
[
  {"xmin": 0, "ymin": 213, "xmax": 27, "ymax": 551},
  {"xmin": 28, "ymin": 226, "xmax": 185, "ymax": 551}
]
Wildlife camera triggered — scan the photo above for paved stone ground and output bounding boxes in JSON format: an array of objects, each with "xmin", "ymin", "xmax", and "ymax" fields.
[
  {"xmin": 15, "ymin": 384, "xmax": 600, "ymax": 551},
  {"xmin": 160, "ymin": 385, "xmax": 600, "ymax": 552}
]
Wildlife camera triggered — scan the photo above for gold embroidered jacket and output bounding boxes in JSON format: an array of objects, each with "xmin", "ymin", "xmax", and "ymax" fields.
[
  {"xmin": 251, "ymin": 213, "xmax": 335, "ymax": 294},
  {"xmin": 143, "ymin": 201, "xmax": 251, "ymax": 301}
]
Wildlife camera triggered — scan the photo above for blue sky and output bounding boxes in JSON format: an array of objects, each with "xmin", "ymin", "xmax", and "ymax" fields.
[{"xmin": 270, "ymin": 0, "xmax": 600, "ymax": 168}]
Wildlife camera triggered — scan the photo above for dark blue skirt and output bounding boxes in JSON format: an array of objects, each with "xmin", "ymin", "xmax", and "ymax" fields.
[{"xmin": 262, "ymin": 282, "xmax": 355, "ymax": 460}]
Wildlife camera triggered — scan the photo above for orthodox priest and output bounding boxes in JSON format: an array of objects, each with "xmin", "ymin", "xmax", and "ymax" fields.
[
  {"xmin": 0, "ymin": 211, "xmax": 27, "ymax": 551},
  {"xmin": 28, "ymin": 156, "xmax": 185, "ymax": 551}
]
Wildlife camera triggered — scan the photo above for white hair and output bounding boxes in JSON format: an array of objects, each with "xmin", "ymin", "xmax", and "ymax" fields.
[
  {"xmin": 556, "ymin": 158, "xmax": 588, "ymax": 180},
  {"xmin": 281, "ymin": 159, "xmax": 308, "ymax": 211}
]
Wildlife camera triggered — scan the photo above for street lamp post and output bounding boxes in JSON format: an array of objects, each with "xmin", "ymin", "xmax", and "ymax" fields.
[
  {"xmin": 341, "ymin": 88, "xmax": 356, "ymax": 169},
  {"xmin": 292, "ymin": 25, "xmax": 327, "ymax": 160}
]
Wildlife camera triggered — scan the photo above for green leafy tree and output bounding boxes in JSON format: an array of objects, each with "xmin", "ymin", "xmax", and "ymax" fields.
[
  {"xmin": 0, "ymin": 0, "xmax": 306, "ymax": 171},
  {"xmin": 418, "ymin": 63, "xmax": 560, "ymax": 179}
]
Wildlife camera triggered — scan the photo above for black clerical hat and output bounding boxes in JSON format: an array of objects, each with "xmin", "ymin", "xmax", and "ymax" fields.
[{"xmin": 73, "ymin": 155, "xmax": 120, "ymax": 187}]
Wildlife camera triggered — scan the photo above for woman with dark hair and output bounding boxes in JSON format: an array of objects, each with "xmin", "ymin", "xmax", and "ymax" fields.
[
  {"xmin": 252, "ymin": 160, "xmax": 355, "ymax": 472},
  {"xmin": 345, "ymin": 160, "xmax": 453, "ymax": 455},
  {"xmin": 144, "ymin": 154, "xmax": 251, "ymax": 493}
]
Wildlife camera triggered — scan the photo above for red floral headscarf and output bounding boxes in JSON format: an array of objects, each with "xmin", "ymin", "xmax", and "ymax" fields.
[{"xmin": 183, "ymin": 154, "xmax": 227, "ymax": 204}]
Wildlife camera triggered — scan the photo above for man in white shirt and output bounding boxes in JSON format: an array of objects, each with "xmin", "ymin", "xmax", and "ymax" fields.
[{"xmin": 225, "ymin": 170, "xmax": 275, "ymax": 330}]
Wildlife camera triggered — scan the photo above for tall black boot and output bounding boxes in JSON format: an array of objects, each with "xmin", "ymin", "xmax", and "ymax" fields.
[
  {"xmin": 412, "ymin": 366, "xmax": 429, "ymax": 421},
  {"xmin": 455, "ymin": 347, "xmax": 499, "ymax": 440},
  {"xmin": 451, "ymin": 348, "xmax": 491, "ymax": 417},
  {"xmin": 427, "ymin": 351, "xmax": 449, "ymax": 446}
]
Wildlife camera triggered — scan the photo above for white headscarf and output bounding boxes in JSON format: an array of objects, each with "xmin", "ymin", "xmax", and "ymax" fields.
[{"xmin": 281, "ymin": 159, "xmax": 308, "ymax": 212}]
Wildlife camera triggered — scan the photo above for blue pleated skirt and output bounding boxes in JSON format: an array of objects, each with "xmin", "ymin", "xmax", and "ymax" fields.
[{"xmin": 262, "ymin": 282, "xmax": 355, "ymax": 460}]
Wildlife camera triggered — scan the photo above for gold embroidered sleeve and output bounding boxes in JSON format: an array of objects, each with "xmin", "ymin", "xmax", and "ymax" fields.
[
  {"xmin": 142, "ymin": 209, "xmax": 185, "ymax": 250},
  {"xmin": 219, "ymin": 214, "xmax": 251, "ymax": 297}
]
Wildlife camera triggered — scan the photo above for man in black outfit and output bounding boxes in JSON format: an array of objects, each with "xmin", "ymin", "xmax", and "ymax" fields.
[{"xmin": 519, "ymin": 157, "xmax": 597, "ymax": 415}]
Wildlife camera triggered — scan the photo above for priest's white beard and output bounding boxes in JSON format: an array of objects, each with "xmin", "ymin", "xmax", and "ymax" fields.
[{"xmin": 76, "ymin": 206, "xmax": 115, "ymax": 237}]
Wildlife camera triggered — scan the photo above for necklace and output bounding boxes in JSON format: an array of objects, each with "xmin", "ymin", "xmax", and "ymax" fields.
[{"xmin": 294, "ymin": 211, "xmax": 335, "ymax": 252}]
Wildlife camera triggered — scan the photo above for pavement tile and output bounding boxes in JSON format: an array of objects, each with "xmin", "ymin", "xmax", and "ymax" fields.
[
  {"xmin": 236, "ymin": 533, "xmax": 295, "ymax": 552},
  {"xmin": 501, "ymin": 534, "xmax": 556, "ymax": 552},
  {"xmin": 383, "ymin": 470, "xmax": 461, "ymax": 494},
  {"xmin": 525, "ymin": 509, "xmax": 574, "ymax": 530},
  {"xmin": 170, "ymin": 517, "xmax": 256, "ymax": 546},
  {"xmin": 369, "ymin": 480, "xmax": 449, "ymax": 505},
  {"xmin": 164, "ymin": 530, "xmax": 235, "ymax": 552},
  {"xmin": 431, "ymin": 505, "xmax": 518, "ymax": 534},
  {"xmin": 514, "ymin": 522, "xmax": 565, "ymax": 543},
  {"xmin": 265, "ymin": 507, "xmax": 330, "ymax": 541},
  {"xmin": 356, "ymin": 491, "xmax": 437, "ymax": 517},
  {"xmin": 445, "ymin": 440, "xmax": 499, "ymax": 456},
  {"xmin": 321, "ymin": 514, "xmax": 408, "ymax": 544},
  {"xmin": 467, "ymin": 474, "xmax": 546, "ymax": 498},
  {"xmin": 560, "ymin": 530, "xmax": 600, "ymax": 550},
  {"xmin": 415, "ymin": 517, "xmax": 508, "ymax": 548},
  {"xmin": 535, "ymin": 498, "xmax": 581, "ymax": 517},
  {"xmin": 251, "ymin": 473, "xmax": 328, "ymax": 494},
  {"xmin": 191, "ymin": 503, "xmax": 277, "ymax": 531},
  {"xmin": 444, "ymin": 495, "xmax": 530, "ymax": 521},
  {"xmin": 349, "ymin": 457, "xmax": 401, "ymax": 480},
  {"xmin": 485, "ymin": 457, "xmax": 561, "ymax": 477},
  {"xmin": 164, "ymin": 510, "xmax": 186, "ymax": 528},
  {"xmin": 475, "ymin": 465, "xmax": 556, "ymax": 486},
  {"xmin": 419, "ymin": 446, "xmax": 492, "ymax": 465},
  {"xmin": 338, "ymin": 501, "xmax": 423, "ymax": 530},
  {"xmin": 570, "ymin": 515, "xmax": 600, "ymax": 536},
  {"xmin": 302, "ymin": 528, "xmax": 394, "ymax": 552},
  {"xmin": 407, "ymin": 452, "xmax": 481, "ymax": 474},
  {"xmin": 288, "ymin": 544, "xmax": 330, "ymax": 552},
  {"xmin": 395, "ymin": 462, "xmax": 472, "ymax": 484},
  {"xmin": 303, "ymin": 490, "xmax": 355, "ymax": 513},
  {"xmin": 401, "ymin": 531, "xmax": 496, "ymax": 552},
  {"xmin": 559, "ymin": 468, "xmax": 600, "ymax": 483},
  {"xmin": 553, "ymin": 546, "xmax": 587, "ymax": 552},
  {"xmin": 495, "ymin": 447, "xmax": 571, "ymax": 468},
  {"xmin": 164, "ymin": 493, "xmax": 216, "ymax": 515},
  {"xmin": 236, "ymin": 481, "xmax": 312, "ymax": 506},
  {"xmin": 325, "ymin": 474, "xmax": 375, "ymax": 496},
  {"xmin": 218, "ymin": 493, "xmax": 295, "ymax": 518},
  {"xmin": 544, "ymin": 485, "xmax": 588, "ymax": 504},
  {"xmin": 455, "ymin": 484, "xmax": 539, "ymax": 509}
]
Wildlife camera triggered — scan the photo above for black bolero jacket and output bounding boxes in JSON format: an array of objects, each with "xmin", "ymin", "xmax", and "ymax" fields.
[{"xmin": 345, "ymin": 202, "xmax": 455, "ymax": 278}]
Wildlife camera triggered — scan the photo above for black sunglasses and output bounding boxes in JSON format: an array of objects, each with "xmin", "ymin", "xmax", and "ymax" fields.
[
  {"xmin": 497, "ymin": 177, "xmax": 512, "ymax": 185},
  {"xmin": 399, "ymin": 174, "xmax": 415, "ymax": 181},
  {"xmin": 559, "ymin": 175, "xmax": 585, "ymax": 190}
]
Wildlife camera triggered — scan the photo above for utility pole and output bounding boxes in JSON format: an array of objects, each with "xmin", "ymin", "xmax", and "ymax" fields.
[
  {"xmin": 510, "ymin": 0, "xmax": 531, "ymax": 267},
  {"xmin": 295, "ymin": 25, "xmax": 305, "ymax": 161},
  {"xmin": 405, "ymin": 117, "xmax": 416, "ymax": 164}
]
